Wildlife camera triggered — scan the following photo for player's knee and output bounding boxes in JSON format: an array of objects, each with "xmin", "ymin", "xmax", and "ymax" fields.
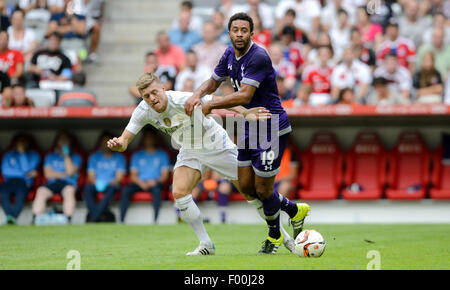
[{"xmin": 172, "ymin": 190, "xmax": 189, "ymax": 200}]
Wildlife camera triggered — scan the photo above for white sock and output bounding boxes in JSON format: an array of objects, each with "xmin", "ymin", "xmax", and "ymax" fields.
[
  {"xmin": 175, "ymin": 194, "xmax": 212, "ymax": 246},
  {"xmin": 247, "ymin": 198, "xmax": 292, "ymax": 241}
]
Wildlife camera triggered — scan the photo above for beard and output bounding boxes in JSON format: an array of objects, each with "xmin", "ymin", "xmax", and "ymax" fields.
[{"xmin": 232, "ymin": 37, "xmax": 251, "ymax": 53}]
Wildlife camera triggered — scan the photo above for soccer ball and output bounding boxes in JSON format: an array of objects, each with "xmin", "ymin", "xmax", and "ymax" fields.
[{"xmin": 293, "ymin": 229, "xmax": 326, "ymax": 258}]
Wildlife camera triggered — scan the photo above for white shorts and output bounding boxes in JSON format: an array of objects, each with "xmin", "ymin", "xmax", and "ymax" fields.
[{"xmin": 174, "ymin": 147, "xmax": 238, "ymax": 180}]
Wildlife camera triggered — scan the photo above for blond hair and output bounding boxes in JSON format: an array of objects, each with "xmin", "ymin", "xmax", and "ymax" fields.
[{"xmin": 136, "ymin": 73, "xmax": 160, "ymax": 95}]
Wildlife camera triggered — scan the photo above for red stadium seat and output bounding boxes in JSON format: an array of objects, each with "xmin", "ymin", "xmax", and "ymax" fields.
[
  {"xmin": 131, "ymin": 192, "xmax": 153, "ymax": 202},
  {"xmin": 342, "ymin": 132, "xmax": 387, "ymax": 200},
  {"xmin": 57, "ymin": 91, "xmax": 97, "ymax": 107},
  {"xmin": 385, "ymin": 132, "xmax": 430, "ymax": 200},
  {"xmin": 298, "ymin": 132, "xmax": 343, "ymax": 200},
  {"xmin": 430, "ymin": 146, "xmax": 450, "ymax": 199}
]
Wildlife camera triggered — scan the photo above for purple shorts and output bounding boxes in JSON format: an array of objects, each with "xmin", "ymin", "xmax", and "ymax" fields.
[{"xmin": 237, "ymin": 132, "xmax": 289, "ymax": 178}]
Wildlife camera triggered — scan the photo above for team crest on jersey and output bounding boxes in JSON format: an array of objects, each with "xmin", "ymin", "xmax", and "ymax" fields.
[
  {"xmin": 228, "ymin": 64, "xmax": 232, "ymax": 70},
  {"xmin": 163, "ymin": 117, "xmax": 171, "ymax": 127}
]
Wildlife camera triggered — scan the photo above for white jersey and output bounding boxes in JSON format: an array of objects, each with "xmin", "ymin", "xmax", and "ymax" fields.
[{"xmin": 125, "ymin": 90, "xmax": 236, "ymax": 151}]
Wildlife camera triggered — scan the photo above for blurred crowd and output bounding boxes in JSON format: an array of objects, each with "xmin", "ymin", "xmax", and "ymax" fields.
[
  {"xmin": 133, "ymin": 0, "xmax": 450, "ymax": 106},
  {"xmin": 0, "ymin": 0, "xmax": 103, "ymax": 108}
]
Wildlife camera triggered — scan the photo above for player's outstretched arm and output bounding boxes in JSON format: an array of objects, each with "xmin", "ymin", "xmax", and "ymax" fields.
[
  {"xmin": 107, "ymin": 129, "xmax": 136, "ymax": 152},
  {"xmin": 185, "ymin": 77, "xmax": 221, "ymax": 117}
]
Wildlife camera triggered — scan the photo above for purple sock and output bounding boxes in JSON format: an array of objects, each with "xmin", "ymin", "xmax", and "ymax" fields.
[
  {"xmin": 261, "ymin": 192, "xmax": 281, "ymax": 239},
  {"xmin": 278, "ymin": 192, "xmax": 298, "ymax": 219}
]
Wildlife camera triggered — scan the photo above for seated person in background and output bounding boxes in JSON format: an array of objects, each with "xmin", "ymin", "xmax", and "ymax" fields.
[
  {"xmin": 27, "ymin": 32, "xmax": 72, "ymax": 88},
  {"xmin": 4, "ymin": 80, "xmax": 34, "ymax": 107},
  {"xmin": 336, "ymin": 87, "xmax": 359, "ymax": 105},
  {"xmin": 181, "ymin": 78, "xmax": 195, "ymax": 92},
  {"xmin": 84, "ymin": 131, "xmax": 126, "ymax": 223},
  {"xmin": 120, "ymin": 130, "xmax": 170, "ymax": 224},
  {"xmin": 366, "ymin": 77, "xmax": 411, "ymax": 105},
  {"xmin": 413, "ymin": 51, "xmax": 444, "ymax": 104},
  {"xmin": 32, "ymin": 131, "xmax": 81, "ymax": 224},
  {"xmin": 0, "ymin": 70, "xmax": 11, "ymax": 107},
  {"xmin": 1, "ymin": 134, "xmax": 40, "ymax": 224},
  {"xmin": 274, "ymin": 145, "xmax": 298, "ymax": 198},
  {"xmin": 169, "ymin": 10, "xmax": 202, "ymax": 53},
  {"xmin": 46, "ymin": 0, "xmax": 86, "ymax": 39},
  {"xmin": 269, "ymin": 42, "xmax": 296, "ymax": 94},
  {"xmin": 83, "ymin": 0, "xmax": 105, "ymax": 63},
  {"xmin": 47, "ymin": 0, "xmax": 65, "ymax": 16},
  {"xmin": 302, "ymin": 45, "xmax": 334, "ymax": 106},
  {"xmin": 175, "ymin": 50, "xmax": 211, "ymax": 92},
  {"xmin": 0, "ymin": 30, "xmax": 24, "ymax": 81},
  {"xmin": 7, "ymin": 8, "xmax": 38, "ymax": 62},
  {"xmin": 293, "ymin": 85, "xmax": 312, "ymax": 106},
  {"xmin": 373, "ymin": 52, "xmax": 412, "ymax": 101},
  {"xmin": 154, "ymin": 31, "xmax": 186, "ymax": 73},
  {"xmin": 0, "ymin": 0, "xmax": 10, "ymax": 31},
  {"xmin": 16, "ymin": 0, "xmax": 47, "ymax": 14},
  {"xmin": 276, "ymin": 75, "xmax": 294, "ymax": 101}
]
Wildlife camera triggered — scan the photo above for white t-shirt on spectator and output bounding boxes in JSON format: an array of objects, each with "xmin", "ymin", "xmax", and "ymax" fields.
[
  {"xmin": 7, "ymin": 27, "xmax": 36, "ymax": 53},
  {"xmin": 175, "ymin": 65, "xmax": 211, "ymax": 91},
  {"xmin": 331, "ymin": 59, "xmax": 372, "ymax": 95},
  {"xmin": 47, "ymin": 0, "xmax": 65, "ymax": 8},
  {"xmin": 320, "ymin": 0, "xmax": 357, "ymax": 30},
  {"xmin": 373, "ymin": 65, "xmax": 413, "ymax": 94},
  {"xmin": 275, "ymin": 0, "xmax": 321, "ymax": 34},
  {"xmin": 330, "ymin": 27, "xmax": 351, "ymax": 62}
]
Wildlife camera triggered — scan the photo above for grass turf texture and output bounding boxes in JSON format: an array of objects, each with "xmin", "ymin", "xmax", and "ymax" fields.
[{"xmin": 0, "ymin": 224, "xmax": 449, "ymax": 270}]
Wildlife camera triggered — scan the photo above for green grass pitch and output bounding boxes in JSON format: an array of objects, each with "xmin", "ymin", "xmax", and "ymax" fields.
[{"xmin": 0, "ymin": 224, "xmax": 449, "ymax": 270}]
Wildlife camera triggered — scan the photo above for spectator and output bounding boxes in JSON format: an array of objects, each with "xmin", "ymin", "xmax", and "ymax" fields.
[
  {"xmin": 18, "ymin": 0, "xmax": 47, "ymax": 14},
  {"xmin": 0, "ymin": 30, "xmax": 25, "ymax": 81},
  {"xmin": 417, "ymin": 27, "xmax": 450, "ymax": 81},
  {"xmin": 306, "ymin": 30, "xmax": 334, "ymax": 65},
  {"xmin": 47, "ymin": 0, "xmax": 65, "ymax": 16},
  {"xmin": 1, "ymin": 134, "xmax": 40, "ymax": 224},
  {"xmin": 84, "ymin": 131, "xmax": 126, "ymax": 223},
  {"xmin": 27, "ymin": 32, "xmax": 72, "ymax": 88},
  {"xmin": 7, "ymin": 9, "xmax": 38, "ymax": 62},
  {"xmin": 399, "ymin": 0, "xmax": 433, "ymax": 49},
  {"xmin": 374, "ymin": 52, "xmax": 413, "ymax": 100},
  {"xmin": 350, "ymin": 28, "xmax": 377, "ymax": 71},
  {"xmin": 219, "ymin": 79, "xmax": 234, "ymax": 96},
  {"xmin": 269, "ymin": 42, "xmax": 296, "ymax": 93},
  {"xmin": 320, "ymin": 0, "xmax": 356, "ymax": 33},
  {"xmin": 0, "ymin": 0, "xmax": 10, "ymax": 31},
  {"xmin": 120, "ymin": 131, "xmax": 170, "ymax": 224},
  {"xmin": 174, "ymin": 50, "xmax": 210, "ymax": 92},
  {"xmin": 83, "ymin": 0, "xmax": 104, "ymax": 63},
  {"xmin": 369, "ymin": 0, "xmax": 396, "ymax": 30},
  {"xmin": 293, "ymin": 84, "xmax": 312, "ymax": 106},
  {"xmin": 302, "ymin": 45, "xmax": 334, "ymax": 106},
  {"xmin": 182, "ymin": 78, "xmax": 195, "ymax": 92},
  {"xmin": 331, "ymin": 46, "xmax": 372, "ymax": 102},
  {"xmin": 32, "ymin": 131, "xmax": 81, "ymax": 224},
  {"xmin": 5, "ymin": 80, "xmax": 34, "ymax": 107},
  {"xmin": 46, "ymin": 0, "xmax": 87, "ymax": 40},
  {"xmin": 155, "ymin": 31, "xmax": 186, "ymax": 73},
  {"xmin": 329, "ymin": 8, "xmax": 351, "ymax": 62},
  {"xmin": 229, "ymin": 0, "xmax": 274, "ymax": 30},
  {"xmin": 171, "ymin": 0, "xmax": 203, "ymax": 35},
  {"xmin": 413, "ymin": 51, "xmax": 444, "ymax": 104},
  {"xmin": 275, "ymin": 0, "xmax": 321, "ymax": 45},
  {"xmin": 0, "ymin": 70, "xmax": 11, "ymax": 107},
  {"xmin": 279, "ymin": 25, "xmax": 305, "ymax": 76},
  {"xmin": 276, "ymin": 8, "xmax": 309, "ymax": 45},
  {"xmin": 336, "ymin": 87, "xmax": 358, "ymax": 105},
  {"xmin": 356, "ymin": 6, "xmax": 383, "ymax": 49},
  {"xmin": 274, "ymin": 145, "xmax": 298, "ymax": 198},
  {"xmin": 276, "ymin": 75, "xmax": 294, "ymax": 101},
  {"xmin": 376, "ymin": 20, "xmax": 416, "ymax": 73},
  {"xmin": 192, "ymin": 22, "xmax": 227, "ymax": 72},
  {"xmin": 169, "ymin": 10, "xmax": 202, "ymax": 53},
  {"xmin": 366, "ymin": 76, "xmax": 411, "ymax": 105},
  {"xmin": 211, "ymin": 9, "xmax": 230, "ymax": 46},
  {"xmin": 422, "ymin": 12, "xmax": 450, "ymax": 45},
  {"xmin": 249, "ymin": 10, "xmax": 271, "ymax": 49}
]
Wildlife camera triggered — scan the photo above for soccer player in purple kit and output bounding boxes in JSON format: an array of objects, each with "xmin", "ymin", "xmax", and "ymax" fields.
[{"xmin": 185, "ymin": 13, "xmax": 310, "ymax": 254}]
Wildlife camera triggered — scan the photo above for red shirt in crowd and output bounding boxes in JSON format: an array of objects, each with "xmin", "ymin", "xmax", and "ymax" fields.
[{"xmin": 0, "ymin": 49, "xmax": 24, "ymax": 77}]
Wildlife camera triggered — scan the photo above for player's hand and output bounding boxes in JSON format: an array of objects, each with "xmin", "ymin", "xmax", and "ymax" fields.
[
  {"xmin": 107, "ymin": 137, "xmax": 127, "ymax": 152},
  {"xmin": 243, "ymin": 107, "xmax": 271, "ymax": 121},
  {"xmin": 201, "ymin": 103, "xmax": 212, "ymax": 116},
  {"xmin": 185, "ymin": 93, "xmax": 202, "ymax": 117}
]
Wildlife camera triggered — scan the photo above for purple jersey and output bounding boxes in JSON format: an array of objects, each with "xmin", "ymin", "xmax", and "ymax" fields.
[{"xmin": 212, "ymin": 43, "xmax": 291, "ymax": 136}]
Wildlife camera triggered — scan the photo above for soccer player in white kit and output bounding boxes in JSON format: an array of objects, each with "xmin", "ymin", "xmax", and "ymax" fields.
[{"xmin": 108, "ymin": 73, "xmax": 299, "ymax": 255}]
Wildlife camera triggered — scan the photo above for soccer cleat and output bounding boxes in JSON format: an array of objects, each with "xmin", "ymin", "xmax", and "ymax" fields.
[
  {"xmin": 258, "ymin": 232, "xmax": 284, "ymax": 254},
  {"xmin": 290, "ymin": 203, "xmax": 311, "ymax": 239},
  {"xmin": 283, "ymin": 237, "xmax": 296, "ymax": 253},
  {"xmin": 186, "ymin": 243, "xmax": 216, "ymax": 256}
]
